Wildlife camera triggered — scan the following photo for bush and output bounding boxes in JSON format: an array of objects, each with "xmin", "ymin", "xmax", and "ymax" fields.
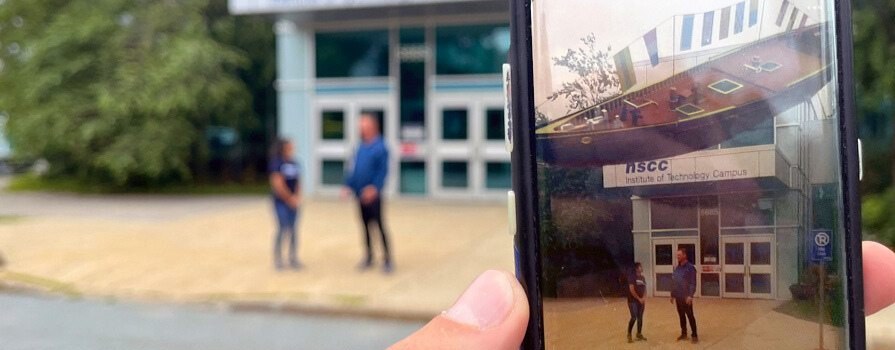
[{"xmin": 862, "ymin": 189, "xmax": 895, "ymax": 247}]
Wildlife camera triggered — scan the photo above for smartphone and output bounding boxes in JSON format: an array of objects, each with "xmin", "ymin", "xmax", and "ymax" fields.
[{"xmin": 508, "ymin": 0, "xmax": 866, "ymax": 348}]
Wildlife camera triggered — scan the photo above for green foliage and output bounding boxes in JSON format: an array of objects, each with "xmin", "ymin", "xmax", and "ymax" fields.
[
  {"xmin": 854, "ymin": 0, "xmax": 895, "ymax": 195},
  {"xmin": 0, "ymin": 0, "xmax": 256, "ymax": 188},
  {"xmin": 863, "ymin": 189, "xmax": 895, "ymax": 247},
  {"xmin": 8, "ymin": 173, "xmax": 267, "ymax": 195}
]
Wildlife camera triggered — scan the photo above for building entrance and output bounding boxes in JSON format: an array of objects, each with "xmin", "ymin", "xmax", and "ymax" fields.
[{"xmin": 721, "ymin": 236, "xmax": 775, "ymax": 299}]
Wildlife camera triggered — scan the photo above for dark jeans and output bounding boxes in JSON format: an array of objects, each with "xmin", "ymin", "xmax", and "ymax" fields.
[
  {"xmin": 360, "ymin": 197, "xmax": 391, "ymax": 264},
  {"xmin": 675, "ymin": 297, "xmax": 698, "ymax": 337},
  {"xmin": 627, "ymin": 300, "xmax": 644, "ymax": 335},
  {"xmin": 273, "ymin": 199, "xmax": 299, "ymax": 266}
]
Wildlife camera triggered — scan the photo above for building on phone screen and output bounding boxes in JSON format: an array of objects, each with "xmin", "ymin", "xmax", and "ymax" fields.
[
  {"xmin": 530, "ymin": 0, "xmax": 844, "ymax": 301},
  {"xmin": 229, "ymin": 0, "xmax": 512, "ymax": 199},
  {"xmin": 600, "ymin": 97, "xmax": 841, "ymax": 300}
]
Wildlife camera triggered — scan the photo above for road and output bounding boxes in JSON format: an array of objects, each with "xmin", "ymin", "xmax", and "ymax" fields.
[{"xmin": 0, "ymin": 293, "xmax": 423, "ymax": 350}]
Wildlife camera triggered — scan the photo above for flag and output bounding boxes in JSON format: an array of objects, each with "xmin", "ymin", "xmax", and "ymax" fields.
[
  {"xmin": 734, "ymin": 2, "xmax": 745, "ymax": 34},
  {"xmin": 776, "ymin": 0, "xmax": 790, "ymax": 26},
  {"xmin": 644, "ymin": 29, "xmax": 659, "ymax": 66},
  {"xmin": 702, "ymin": 11, "xmax": 714, "ymax": 46},
  {"xmin": 787, "ymin": 7, "xmax": 799, "ymax": 30},
  {"xmin": 681, "ymin": 14, "xmax": 694, "ymax": 51},
  {"xmin": 720, "ymin": 7, "xmax": 731, "ymax": 40},
  {"xmin": 749, "ymin": 0, "xmax": 759, "ymax": 27},
  {"xmin": 613, "ymin": 47, "xmax": 636, "ymax": 91}
]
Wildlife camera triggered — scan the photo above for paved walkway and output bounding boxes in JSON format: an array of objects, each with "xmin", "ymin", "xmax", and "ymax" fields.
[
  {"xmin": 0, "ymin": 188, "xmax": 892, "ymax": 348},
  {"xmin": 0, "ymin": 192, "xmax": 513, "ymax": 319},
  {"xmin": 544, "ymin": 297, "xmax": 845, "ymax": 349}
]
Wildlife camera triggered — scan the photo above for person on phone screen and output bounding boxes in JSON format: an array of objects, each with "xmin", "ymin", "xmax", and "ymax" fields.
[
  {"xmin": 342, "ymin": 114, "xmax": 392, "ymax": 274},
  {"xmin": 671, "ymin": 248, "xmax": 698, "ymax": 343},
  {"xmin": 627, "ymin": 262, "xmax": 647, "ymax": 343},
  {"xmin": 269, "ymin": 138, "xmax": 302, "ymax": 270}
]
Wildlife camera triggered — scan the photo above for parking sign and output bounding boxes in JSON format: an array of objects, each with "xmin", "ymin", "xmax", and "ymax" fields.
[{"xmin": 810, "ymin": 229, "xmax": 833, "ymax": 262}]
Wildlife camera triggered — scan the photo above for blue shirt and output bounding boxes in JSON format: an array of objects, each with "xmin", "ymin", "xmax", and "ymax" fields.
[
  {"xmin": 345, "ymin": 137, "xmax": 389, "ymax": 197},
  {"xmin": 672, "ymin": 261, "xmax": 697, "ymax": 299},
  {"xmin": 269, "ymin": 158, "xmax": 300, "ymax": 201}
]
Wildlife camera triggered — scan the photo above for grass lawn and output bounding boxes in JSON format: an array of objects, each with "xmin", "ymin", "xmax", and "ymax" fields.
[
  {"xmin": 7, "ymin": 174, "xmax": 268, "ymax": 195},
  {"xmin": 774, "ymin": 298, "xmax": 845, "ymax": 327},
  {"xmin": 0, "ymin": 215, "xmax": 22, "ymax": 224}
]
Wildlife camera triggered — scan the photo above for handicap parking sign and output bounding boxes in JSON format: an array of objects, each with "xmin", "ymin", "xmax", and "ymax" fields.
[{"xmin": 810, "ymin": 229, "xmax": 833, "ymax": 262}]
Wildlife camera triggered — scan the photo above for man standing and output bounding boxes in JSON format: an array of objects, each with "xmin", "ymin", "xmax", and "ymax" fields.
[
  {"xmin": 343, "ymin": 114, "xmax": 392, "ymax": 274},
  {"xmin": 671, "ymin": 248, "xmax": 698, "ymax": 343}
]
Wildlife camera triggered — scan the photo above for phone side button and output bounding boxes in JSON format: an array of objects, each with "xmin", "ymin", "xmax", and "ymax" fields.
[
  {"xmin": 507, "ymin": 190, "xmax": 516, "ymax": 236},
  {"xmin": 858, "ymin": 138, "xmax": 864, "ymax": 181},
  {"xmin": 502, "ymin": 63, "xmax": 513, "ymax": 153}
]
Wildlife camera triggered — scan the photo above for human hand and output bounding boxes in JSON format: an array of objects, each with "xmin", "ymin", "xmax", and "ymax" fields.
[
  {"xmin": 361, "ymin": 185, "xmax": 378, "ymax": 204},
  {"xmin": 639, "ymin": 298, "xmax": 646, "ymax": 305},
  {"xmin": 686, "ymin": 297, "xmax": 693, "ymax": 305},
  {"xmin": 864, "ymin": 241, "xmax": 895, "ymax": 316},
  {"xmin": 391, "ymin": 243, "xmax": 895, "ymax": 349},
  {"xmin": 389, "ymin": 270, "xmax": 528, "ymax": 350}
]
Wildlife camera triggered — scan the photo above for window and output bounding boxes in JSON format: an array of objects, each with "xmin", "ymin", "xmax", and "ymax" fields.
[
  {"xmin": 720, "ymin": 118, "xmax": 774, "ymax": 149},
  {"xmin": 321, "ymin": 110, "xmax": 345, "ymax": 140},
  {"xmin": 699, "ymin": 196, "xmax": 720, "ymax": 265},
  {"xmin": 720, "ymin": 193, "xmax": 774, "ymax": 227},
  {"xmin": 651, "ymin": 197, "xmax": 698, "ymax": 229},
  {"xmin": 442, "ymin": 109, "xmax": 468, "ymax": 140},
  {"xmin": 486, "ymin": 162, "xmax": 512, "ymax": 189},
  {"xmin": 441, "ymin": 161, "xmax": 468, "ymax": 188},
  {"xmin": 486, "ymin": 108, "xmax": 505, "ymax": 140},
  {"xmin": 315, "ymin": 30, "xmax": 389, "ymax": 78},
  {"xmin": 400, "ymin": 161, "xmax": 426, "ymax": 194},
  {"xmin": 436, "ymin": 24, "xmax": 510, "ymax": 75},
  {"xmin": 321, "ymin": 160, "xmax": 344, "ymax": 186},
  {"xmin": 701, "ymin": 273, "xmax": 720, "ymax": 296},
  {"xmin": 400, "ymin": 28, "xmax": 426, "ymax": 141}
]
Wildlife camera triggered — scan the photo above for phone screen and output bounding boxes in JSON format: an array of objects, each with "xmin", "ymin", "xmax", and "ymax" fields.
[{"xmin": 530, "ymin": 0, "xmax": 851, "ymax": 348}]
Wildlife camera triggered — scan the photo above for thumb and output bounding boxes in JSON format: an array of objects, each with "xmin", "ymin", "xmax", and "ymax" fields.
[
  {"xmin": 390, "ymin": 270, "xmax": 529, "ymax": 350},
  {"xmin": 864, "ymin": 241, "xmax": 895, "ymax": 315}
]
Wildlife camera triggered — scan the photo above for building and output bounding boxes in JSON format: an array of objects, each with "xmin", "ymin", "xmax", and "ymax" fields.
[
  {"xmin": 230, "ymin": 0, "xmax": 511, "ymax": 199},
  {"xmin": 600, "ymin": 94, "xmax": 840, "ymax": 300}
]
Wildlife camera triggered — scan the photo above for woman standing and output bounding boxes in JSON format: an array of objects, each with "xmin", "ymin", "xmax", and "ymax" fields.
[
  {"xmin": 269, "ymin": 139, "xmax": 302, "ymax": 270},
  {"xmin": 627, "ymin": 262, "xmax": 647, "ymax": 343}
]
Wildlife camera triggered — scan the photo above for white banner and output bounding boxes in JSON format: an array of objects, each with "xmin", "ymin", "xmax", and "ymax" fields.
[
  {"xmin": 230, "ymin": 0, "xmax": 480, "ymax": 14},
  {"xmin": 602, "ymin": 146, "xmax": 777, "ymax": 188}
]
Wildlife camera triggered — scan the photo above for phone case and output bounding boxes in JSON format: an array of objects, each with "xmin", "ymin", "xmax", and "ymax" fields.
[{"xmin": 508, "ymin": 1, "xmax": 865, "ymax": 348}]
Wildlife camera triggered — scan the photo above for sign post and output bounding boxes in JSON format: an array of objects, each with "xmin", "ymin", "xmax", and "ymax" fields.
[{"xmin": 810, "ymin": 229, "xmax": 833, "ymax": 350}]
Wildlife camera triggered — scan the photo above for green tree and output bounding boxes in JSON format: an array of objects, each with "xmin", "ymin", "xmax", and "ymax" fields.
[
  {"xmin": 0, "ymin": 0, "xmax": 251, "ymax": 187},
  {"xmin": 204, "ymin": 0, "xmax": 277, "ymax": 182},
  {"xmin": 854, "ymin": 0, "xmax": 895, "ymax": 246},
  {"xmin": 854, "ymin": 0, "xmax": 895, "ymax": 194}
]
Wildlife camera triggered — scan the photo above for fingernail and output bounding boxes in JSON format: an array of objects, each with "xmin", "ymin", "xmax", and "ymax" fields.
[{"xmin": 443, "ymin": 270, "xmax": 514, "ymax": 329}]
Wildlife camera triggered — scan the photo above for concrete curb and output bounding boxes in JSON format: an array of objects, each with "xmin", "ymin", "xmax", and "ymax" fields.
[{"xmin": 0, "ymin": 269, "xmax": 434, "ymax": 323}]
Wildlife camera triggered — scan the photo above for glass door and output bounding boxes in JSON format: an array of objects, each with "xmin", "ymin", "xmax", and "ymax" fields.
[{"xmin": 722, "ymin": 236, "xmax": 775, "ymax": 299}]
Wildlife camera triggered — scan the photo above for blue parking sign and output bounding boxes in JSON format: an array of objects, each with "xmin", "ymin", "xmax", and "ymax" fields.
[{"xmin": 810, "ymin": 229, "xmax": 833, "ymax": 262}]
